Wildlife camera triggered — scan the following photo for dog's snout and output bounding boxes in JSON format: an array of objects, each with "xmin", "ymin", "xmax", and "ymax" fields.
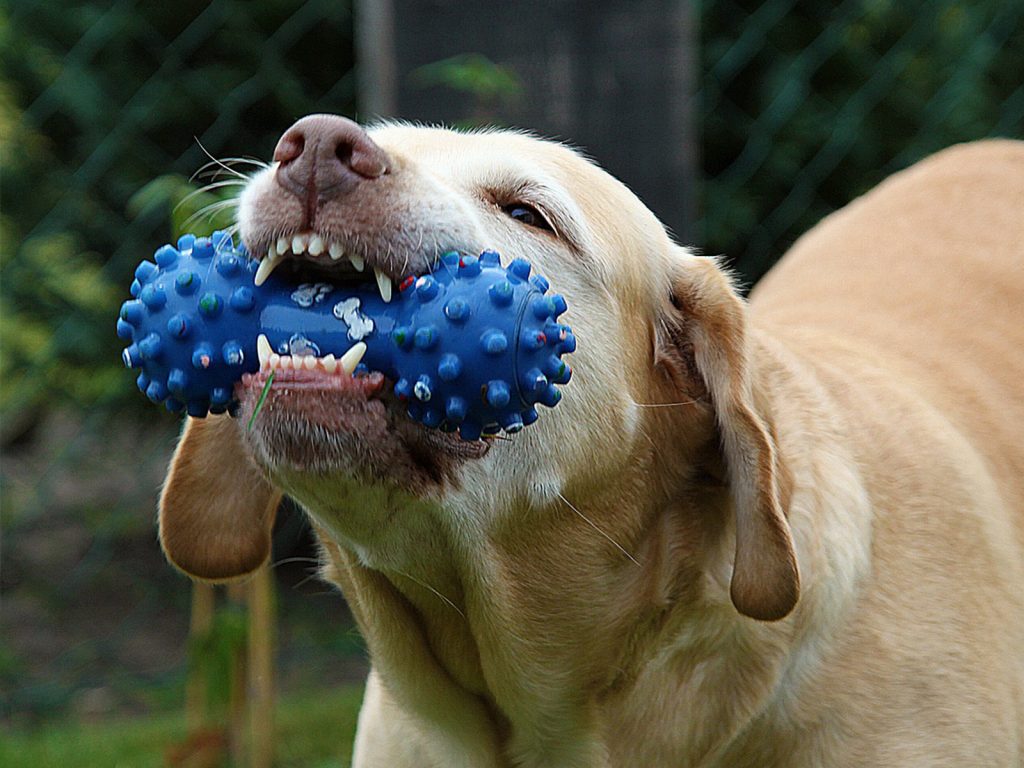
[{"xmin": 273, "ymin": 114, "xmax": 389, "ymax": 206}]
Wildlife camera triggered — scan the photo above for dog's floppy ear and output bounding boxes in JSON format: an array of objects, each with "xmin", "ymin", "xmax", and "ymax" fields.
[
  {"xmin": 659, "ymin": 250, "xmax": 799, "ymax": 621},
  {"xmin": 159, "ymin": 415, "xmax": 280, "ymax": 581}
]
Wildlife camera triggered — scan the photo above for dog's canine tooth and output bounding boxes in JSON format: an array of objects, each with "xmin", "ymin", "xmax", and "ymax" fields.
[
  {"xmin": 321, "ymin": 354, "xmax": 337, "ymax": 374},
  {"xmin": 340, "ymin": 342, "xmax": 367, "ymax": 375},
  {"xmin": 349, "ymin": 253, "xmax": 365, "ymax": 272},
  {"xmin": 254, "ymin": 249, "xmax": 285, "ymax": 287},
  {"xmin": 374, "ymin": 268, "xmax": 392, "ymax": 303},
  {"xmin": 329, "ymin": 242, "xmax": 344, "ymax": 261},
  {"xmin": 276, "ymin": 236, "xmax": 289, "ymax": 255},
  {"xmin": 308, "ymin": 234, "xmax": 325, "ymax": 256},
  {"xmin": 257, "ymin": 334, "xmax": 272, "ymax": 369},
  {"xmin": 292, "ymin": 234, "xmax": 308, "ymax": 254}
]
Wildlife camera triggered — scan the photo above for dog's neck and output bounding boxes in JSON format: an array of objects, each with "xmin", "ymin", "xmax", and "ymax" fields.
[
  {"xmin": 301, "ymin": 334, "xmax": 872, "ymax": 763},
  {"xmin": 305, "ymin": 391, "xmax": 819, "ymax": 763}
]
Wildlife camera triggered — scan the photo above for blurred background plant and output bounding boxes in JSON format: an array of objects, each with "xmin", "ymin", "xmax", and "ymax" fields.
[
  {"xmin": 409, "ymin": 53, "xmax": 523, "ymax": 127},
  {"xmin": 2, "ymin": 0, "xmax": 1021, "ymax": 763}
]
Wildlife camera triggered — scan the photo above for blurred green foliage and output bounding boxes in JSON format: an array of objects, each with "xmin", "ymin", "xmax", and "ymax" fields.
[
  {"xmin": 1, "ymin": 0, "xmax": 356, "ymax": 432},
  {"xmin": 701, "ymin": 0, "xmax": 1024, "ymax": 283},
  {"xmin": 412, "ymin": 53, "xmax": 523, "ymax": 102},
  {"xmin": 410, "ymin": 53, "xmax": 523, "ymax": 127},
  {"xmin": 188, "ymin": 604, "xmax": 249, "ymax": 715},
  {"xmin": 0, "ymin": 684, "xmax": 364, "ymax": 767}
]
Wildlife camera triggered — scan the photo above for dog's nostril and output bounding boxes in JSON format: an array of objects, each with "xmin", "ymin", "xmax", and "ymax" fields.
[{"xmin": 274, "ymin": 132, "xmax": 305, "ymax": 166}]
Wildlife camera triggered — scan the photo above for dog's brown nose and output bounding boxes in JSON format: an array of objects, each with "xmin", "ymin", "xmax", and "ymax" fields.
[{"xmin": 273, "ymin": 114, "xmax": 389, "ymax": 204}]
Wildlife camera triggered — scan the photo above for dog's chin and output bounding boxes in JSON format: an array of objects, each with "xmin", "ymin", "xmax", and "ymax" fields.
[{"xmin": 234, "ymin": 369, "xmax": 489, "ymax": 494}]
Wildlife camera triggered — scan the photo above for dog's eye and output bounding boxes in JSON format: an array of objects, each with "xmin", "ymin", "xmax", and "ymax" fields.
[{"xmin": 502, "ymin": 203, "xmax": 553, "ymax": 232}]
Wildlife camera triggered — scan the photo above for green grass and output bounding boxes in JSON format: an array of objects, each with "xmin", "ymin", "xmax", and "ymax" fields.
[{"xmin": 0, "ymin": 685, "xmax": 364, "ymax": 768}]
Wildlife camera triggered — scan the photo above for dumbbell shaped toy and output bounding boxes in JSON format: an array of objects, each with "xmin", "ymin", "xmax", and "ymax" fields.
[{"xmin": 117, "ymin": 231, "xmax": 575, "ymax": 440}]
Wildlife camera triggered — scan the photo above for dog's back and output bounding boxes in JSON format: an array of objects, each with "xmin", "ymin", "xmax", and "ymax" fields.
[
  {"xmin": 753, "ymin": 140, "xmax": 1024, "ymax": 538},
  {"xmin": 747, "ymin": 141, "xmax": 1024, "ymax": 763}
]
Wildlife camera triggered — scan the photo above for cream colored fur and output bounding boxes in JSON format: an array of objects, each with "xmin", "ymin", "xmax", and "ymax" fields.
[{"xmin": 160, "ymin": 130, "xmax": 1024, "ymax": 767}]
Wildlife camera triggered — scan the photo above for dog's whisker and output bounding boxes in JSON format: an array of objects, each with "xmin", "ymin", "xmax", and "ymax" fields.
[
  {"xmin": 192, "ymin": 179, "xmax": 249, "ymax": 192},
  {"xmin": 180, "ymin": 204, "xmax": 235, "ymax": 231},
  {"xmin": 293, "ymin": 574, "xmax": 324, "ymax": 590},
  {"xmin": 194, "ymin": 138, "xmax": 252, "ymax": 181},
  {"xmin": 190, "ymin": 167, "xmax": 254, "ymax": 185},
  {"xmin": 556, "ymin": 492, "xmax": 642, "ymax": 567},
  {"xmin": 271, "ymin": 556, "xmax": 322, "ymax": 568},
  {"xmin": 180, "ymin": 199, "xmax": 241, "ymax": 231},
  {"xmin": 215, "ymin": 155, "xmax": 271, "ymax": 170},
  {"xmin": 174, "ymin": 184, "xmax": 242, "ymax": 216},
  {"xmin": 394, "ymin": 570, "xmax": 466, "ymax": 618}
]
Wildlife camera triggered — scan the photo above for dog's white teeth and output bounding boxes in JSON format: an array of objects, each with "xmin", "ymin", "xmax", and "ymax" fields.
[
  {"xmin": 267, "ymin": 241, "xmax": 278, "ymax": 258},
  {"xmin": 257, "ymin": 334, "xmax": 272, "ymax": 369},
  {"xmin": 340, "ymin": 342, "xmax": 367, "ymax": 375},
  {"xmin": 292, "ymin": 234, "xmax": 308, "ymax": 254},
  {"xmin": 308, "ymin": 234, "xmax": 325, "ymax": 256},
  {"xmin": 260, "ymin": 346, "xmax": 364, "ymax": 376},
  {"xmin": 254, "ymin": 249, "xmax": 285, "ymax": 286},
  {"xmin": 328, "ymin": 242, "xmax": 344, "ymax": 261},
  {"xmin": 374, "ymin": 268, "xmax": 392, "ymax": 303},
  {"xmin": 276, "ymin": 236, "xmax": 289, "ymax": 255},
  {"xmin": 349, "ymin": 253, "xmax": 365, "ymax": 272}
]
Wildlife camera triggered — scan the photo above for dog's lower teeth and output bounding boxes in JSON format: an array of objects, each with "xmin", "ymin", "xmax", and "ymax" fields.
[
  {"xmin": 257, "ymin": 334, "xmax": 272, "ymax": 367},
  {"xmin": 256, "ymin": 340, "xmax": 366, "ymax": 377},
  {"xmin": 340, "ymin": 342, "xmax": 367, "ymax": 375}
]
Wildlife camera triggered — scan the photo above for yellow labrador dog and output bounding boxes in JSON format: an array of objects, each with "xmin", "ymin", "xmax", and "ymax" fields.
[{"xmin": 159, "ymin": 117, "xmax": 1024, "ymax": 767}]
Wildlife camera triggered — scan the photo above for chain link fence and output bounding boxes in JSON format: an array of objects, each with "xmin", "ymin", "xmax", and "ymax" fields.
[
  {"xmin": 3, "ymin": 0, "xmax": 1022, "ymax": 739},
  {"xmin": 700, "ymin": 0, "xmax": 1024, "ymax": 285}
]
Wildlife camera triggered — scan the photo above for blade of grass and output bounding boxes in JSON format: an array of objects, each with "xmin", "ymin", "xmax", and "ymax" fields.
[{"xmin": 247, "ymin": 371, "xmax": 274, "ymax": 431}]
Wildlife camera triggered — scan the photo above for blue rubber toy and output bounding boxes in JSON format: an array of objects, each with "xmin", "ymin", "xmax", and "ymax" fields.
[{"xmin": 117, "ymin": 231, "xmax": 574, "ymax": 440}]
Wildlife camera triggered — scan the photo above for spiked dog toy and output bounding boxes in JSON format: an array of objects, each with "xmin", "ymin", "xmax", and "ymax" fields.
[{"xmin": 117, "ymin": 231, "xmax": 574, "ymax": 439}]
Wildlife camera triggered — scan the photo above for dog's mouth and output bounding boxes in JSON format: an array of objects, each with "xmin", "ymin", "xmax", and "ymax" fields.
[{"xmin": 235, "ymin": 228, "xmax": 490, "ymax": 488}]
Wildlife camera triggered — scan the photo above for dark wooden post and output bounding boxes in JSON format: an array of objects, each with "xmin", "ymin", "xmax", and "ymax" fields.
[{"xmin": 357, "ymin": 0, "xmax": 698, "ymax": 244}]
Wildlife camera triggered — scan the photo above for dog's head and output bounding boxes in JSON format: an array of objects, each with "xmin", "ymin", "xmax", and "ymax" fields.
[{"xmin": 159, "ymin": 115, "xmax": 798, "ymax": 621}]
